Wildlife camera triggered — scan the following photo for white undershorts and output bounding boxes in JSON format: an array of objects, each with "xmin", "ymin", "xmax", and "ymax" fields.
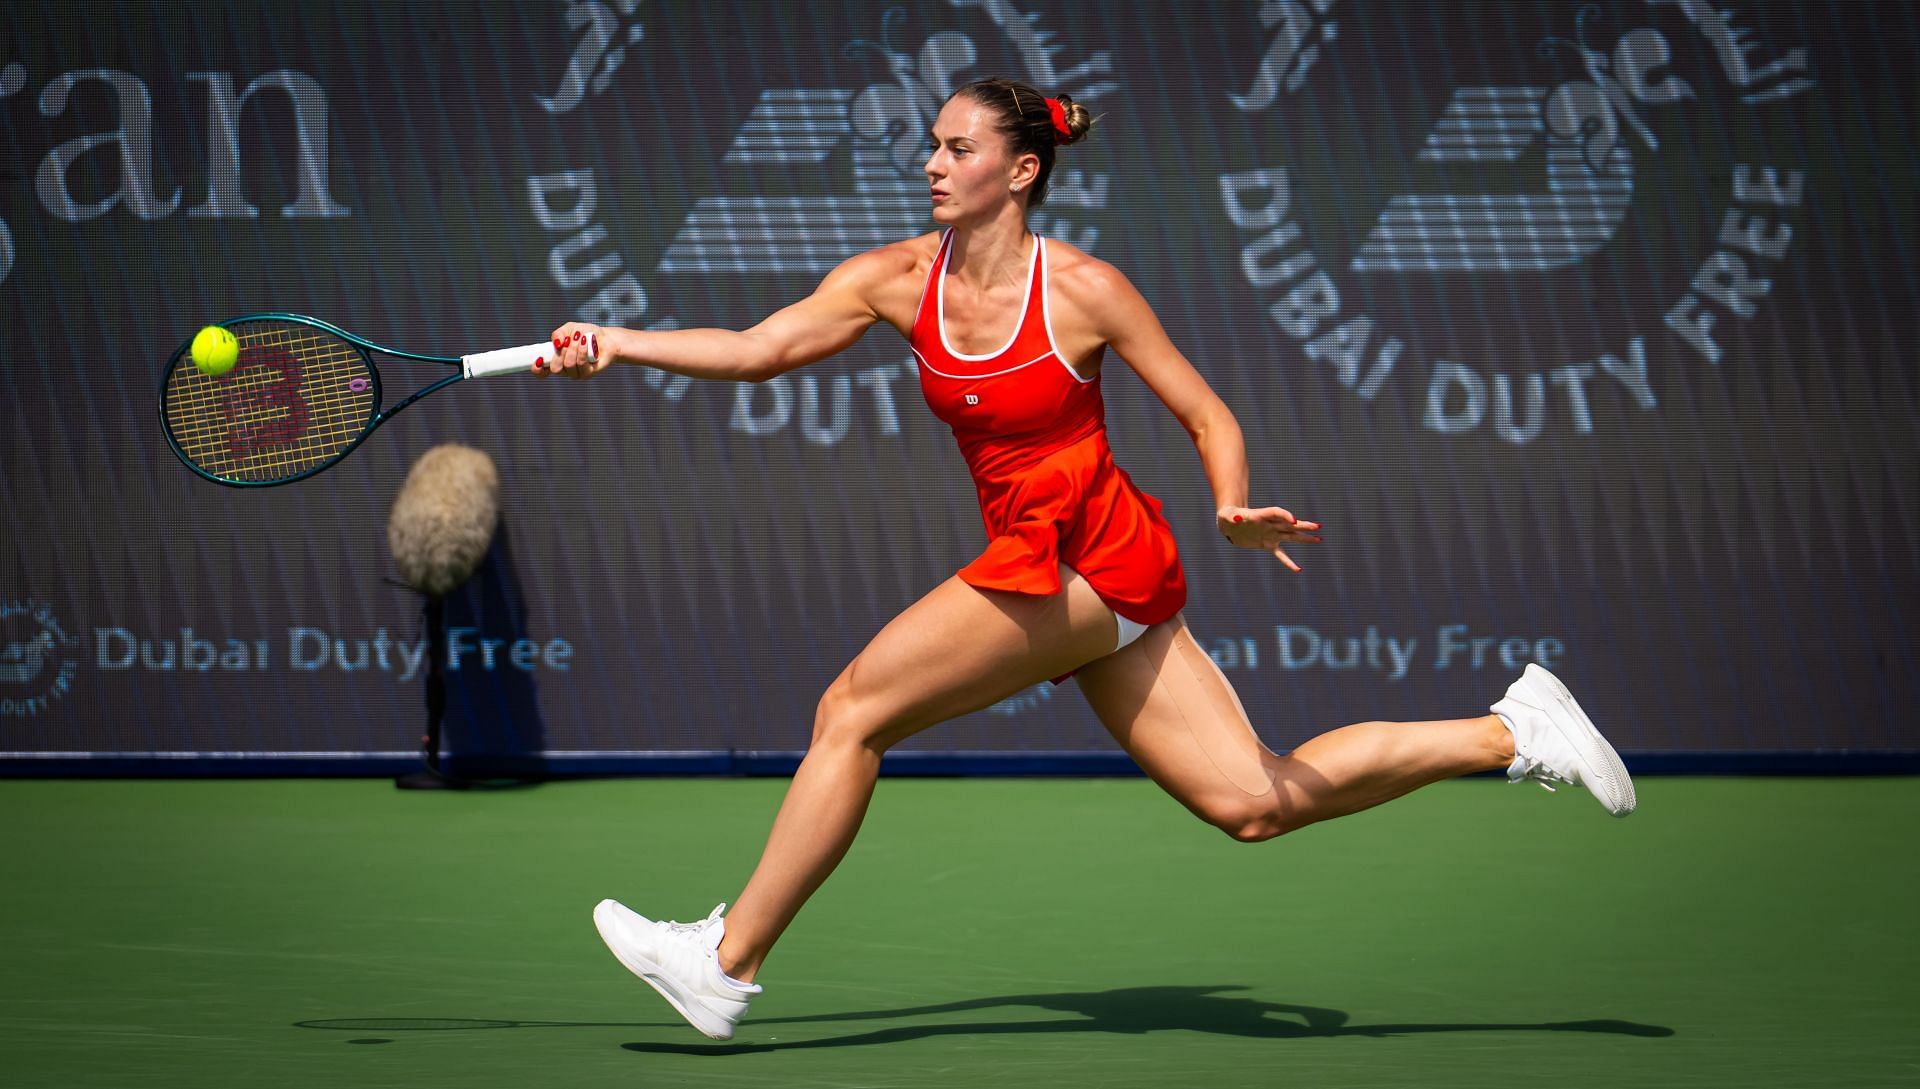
[{"xmin": 1059, "ymin": 563, "xmax": 1152, "ymax": 654}]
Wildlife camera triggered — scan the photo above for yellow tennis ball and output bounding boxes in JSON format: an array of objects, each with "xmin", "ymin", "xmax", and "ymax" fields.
[{"xmin": 191, "ymin": 325, "xmax": 239, "ymax": 377}]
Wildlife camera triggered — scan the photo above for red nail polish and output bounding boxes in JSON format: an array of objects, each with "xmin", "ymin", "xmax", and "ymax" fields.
[
  {"xmin": 534, "ymin": 356, "xmax": 544, "ymax": 368},
  {"xmin": 1233, "ymin": 515, "xmax": 1243, "ymax": 523}
]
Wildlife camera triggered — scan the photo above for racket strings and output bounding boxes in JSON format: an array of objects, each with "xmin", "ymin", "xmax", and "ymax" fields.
[{"xmin": 164, "ymin": 320, "xmax": 377, "ymax": 483}]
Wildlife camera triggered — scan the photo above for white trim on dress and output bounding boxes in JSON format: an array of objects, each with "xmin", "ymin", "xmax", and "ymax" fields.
[
  {"xmin": 912, "ymin": 345, "xmax": 1061, "ymax": 381},
  {"xmin": 1038, "ymin": 235, "xmax": 1097, "ymax": 386},
  {"xmin": 936, "ymin": 229, "xmax": 1041, "ymax": 362}
]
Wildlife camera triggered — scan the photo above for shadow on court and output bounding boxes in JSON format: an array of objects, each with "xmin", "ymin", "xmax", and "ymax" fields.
[
  {"xmin": 297, "ymin": 986, "xmax": 1672, "ymax": 1053},
  {"xmin": 644, "ymin": 985, "xmax": 1671, "ymax": 1054},
  {"xmin": 636, "ymin": 985, "xmax": 1670, "ymax": 1054},
  {"xmin": 297, "ymin": 1018, "xmax": 665, "ymax": 1032}
]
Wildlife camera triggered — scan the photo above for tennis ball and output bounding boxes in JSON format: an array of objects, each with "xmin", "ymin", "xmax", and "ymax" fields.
[{"xmin": 191, "ymin": 325, "xmax": 239, "ymax": 377}]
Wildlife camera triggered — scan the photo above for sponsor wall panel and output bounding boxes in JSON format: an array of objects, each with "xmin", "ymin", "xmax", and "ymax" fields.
[{"xmin": 2, "ymin": 1, "xmax": 1914, "ymax": 765}]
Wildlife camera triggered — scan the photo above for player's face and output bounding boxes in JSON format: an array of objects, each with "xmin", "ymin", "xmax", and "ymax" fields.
[{"xmin": 924, "ymin": 97, "xmax": 1029, "ymax": 223}]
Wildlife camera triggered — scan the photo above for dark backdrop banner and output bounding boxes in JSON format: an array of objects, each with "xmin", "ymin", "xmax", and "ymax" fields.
[{"xmin": 2, "ymin": 1, "xmax": 1914, "ymax": 770}]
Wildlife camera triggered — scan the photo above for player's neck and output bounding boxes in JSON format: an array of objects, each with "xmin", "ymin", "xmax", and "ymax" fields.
[{"xmin": 946, "ymin": 214, "xmax": 1034, "ymax": 291}]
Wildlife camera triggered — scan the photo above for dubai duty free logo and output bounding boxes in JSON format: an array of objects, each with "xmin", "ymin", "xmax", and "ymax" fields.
[
  {"xmin": 518, "ymin": 0, "xmax": 1117, "ymax": 449},
  {"xmin": 0, "ymin": 597, "xmax": 80, "ymax": 719},
  {"xmin": 1216, "ymin": 0, "xmax": 1816, "ymax": 444}
]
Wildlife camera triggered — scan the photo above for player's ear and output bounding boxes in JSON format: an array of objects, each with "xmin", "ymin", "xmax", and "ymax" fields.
[{"xmin": 1010, "ymin": 151, "xmax": 1041, "ymax": 194}]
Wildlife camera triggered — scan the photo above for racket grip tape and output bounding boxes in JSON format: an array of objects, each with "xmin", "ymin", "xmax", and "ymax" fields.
[{"xmin": 461, "ymin": 335, "xmax": 597, "ymax": 379}]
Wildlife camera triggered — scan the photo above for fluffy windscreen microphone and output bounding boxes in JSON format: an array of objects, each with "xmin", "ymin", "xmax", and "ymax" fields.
[{"xmin": 387, "ymin": 444, "xmax": 501, "ymax": 598}]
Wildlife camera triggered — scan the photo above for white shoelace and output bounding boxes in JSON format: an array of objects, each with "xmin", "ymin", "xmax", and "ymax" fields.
[
  {"xmin": 1511, "ymin": 756, "xmax": 1572, "ymax": 793},
  {"xmin": 656, "ymin": 902, "xmax": 726, "ymax": 940}
]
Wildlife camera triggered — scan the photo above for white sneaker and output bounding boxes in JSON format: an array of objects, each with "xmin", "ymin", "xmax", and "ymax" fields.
[
  {"xmin": 1492, "ymin": 663, "xmax": 1636, "ymax": 817},
  {"xmin": 592, "ymin": 900, "xmax": 760, "ymax": 1040}
]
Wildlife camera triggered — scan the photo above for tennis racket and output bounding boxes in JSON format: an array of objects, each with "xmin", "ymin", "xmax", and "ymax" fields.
[{"xmin": 159, "ymin": 313, "xmax": 591, "ymax": 487}]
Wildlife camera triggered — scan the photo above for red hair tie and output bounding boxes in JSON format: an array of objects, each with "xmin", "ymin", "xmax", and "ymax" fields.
[{"xmin": 1045, "ymin": 97, "xmax": 1071, "ymax": 145}]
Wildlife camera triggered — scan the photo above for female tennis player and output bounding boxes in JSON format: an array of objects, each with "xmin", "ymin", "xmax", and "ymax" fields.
[{"xmin": 540, "ymin": 78, "xmax": 1636, "ymax": 1041}]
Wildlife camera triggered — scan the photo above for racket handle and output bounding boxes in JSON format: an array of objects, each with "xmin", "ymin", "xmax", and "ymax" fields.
[{"xmin": 461, "ymin": 334, "xmax": 597, "ymax": 379}]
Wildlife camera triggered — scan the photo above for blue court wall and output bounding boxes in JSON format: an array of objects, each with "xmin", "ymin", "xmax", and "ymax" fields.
[{"xmin": 2, "ymin": 1, "xmax": 1915, "ymax": 774}]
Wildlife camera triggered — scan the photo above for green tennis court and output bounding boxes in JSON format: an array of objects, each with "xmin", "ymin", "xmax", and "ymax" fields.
[{"xmin": 4, "ymin": 777, "xmax": 1915, "ymax": 1088}]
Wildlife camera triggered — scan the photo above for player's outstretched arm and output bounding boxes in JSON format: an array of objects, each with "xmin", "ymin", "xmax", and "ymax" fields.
[
  {"xmin": 1067, "ymin": 258, "xmax": 1323, "ymax": 571},
  {"xmin": 540, "ymin": 246, "xmax": 905, "ymax": 382}
]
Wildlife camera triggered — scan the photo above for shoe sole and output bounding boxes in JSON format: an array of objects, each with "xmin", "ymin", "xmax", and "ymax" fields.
[
  {"xmin": 592, "ymin": 900, "xmax": 737, "ymax": 1041},
  {"xmin": 1523, "ymin": 664, "xmax": 1637, "ymax": 817}
]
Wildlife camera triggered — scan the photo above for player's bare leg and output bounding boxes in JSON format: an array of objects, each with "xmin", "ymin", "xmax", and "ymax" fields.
[
  {"xmin": 715, "ymin": 567, "xmax": 1123, "ymax": 981},
  {"xmin": 1073, "ymin": 617, "xmax": 1516, "ymax": 841}
]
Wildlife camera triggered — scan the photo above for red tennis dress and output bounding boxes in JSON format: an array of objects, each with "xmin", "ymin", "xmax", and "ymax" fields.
[{"xmin": 909, "ymin": 229, "xmax": 1187, "ymax": 631}]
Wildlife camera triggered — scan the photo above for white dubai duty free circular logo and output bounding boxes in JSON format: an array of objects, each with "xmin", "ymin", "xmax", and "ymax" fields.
[
  {"xmin": 0, "ymin": 597, "xmax": 80, "ymax": 720},
  {"xmin": 1214, "ymin": 1, "xmax": 1817, "ymax": 445},
  {"xmin": 518, "ymin": 0, "xmax": 1118, "ymax": 448}
]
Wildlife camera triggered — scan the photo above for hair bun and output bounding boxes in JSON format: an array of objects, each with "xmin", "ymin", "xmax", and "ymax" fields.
[{"xmin": 1054, "ymin": 93, "xmax": 1094, "ymax": 146}]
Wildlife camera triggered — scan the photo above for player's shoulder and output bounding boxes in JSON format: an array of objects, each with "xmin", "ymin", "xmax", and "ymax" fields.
[
  {"xmin": 811, "ymin": 233, "xmax": 940, "ymax": 323},
  {"xmin": 834, "ymin": 231, "xmax": 942, "ymax": 283},
  {"xmin": 1043, "ymin": 238, "xmax": 1140, "ymax": 306}
]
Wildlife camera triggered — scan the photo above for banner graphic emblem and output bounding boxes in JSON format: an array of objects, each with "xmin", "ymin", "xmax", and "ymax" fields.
[{"xmin": 1218, "ymin": 1, "xmax": 1817, "ymax": 445}]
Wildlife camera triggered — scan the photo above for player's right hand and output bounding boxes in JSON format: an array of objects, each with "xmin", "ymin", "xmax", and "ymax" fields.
[
  {"xmin": 1217, "ymin": 505, "xmax": 1323, "ymax": 573},
  {"xmin": 538, "ymin": 323, "xmax": 612, "ymax": 379}
]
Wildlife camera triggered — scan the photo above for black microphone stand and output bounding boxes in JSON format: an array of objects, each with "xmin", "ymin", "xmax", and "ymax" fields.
[{"xmin": 395, "ymin": 594, "xmax": 470, "ymax": 790}]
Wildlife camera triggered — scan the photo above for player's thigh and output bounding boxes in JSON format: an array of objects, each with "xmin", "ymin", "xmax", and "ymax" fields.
[
  {"xmin": 825, "ymin": 567, "xmax": 1120, "ymax": 750},
  {"xmin": 1073, "ymin": 616, "xmax": 1282, "ymax": 829}
]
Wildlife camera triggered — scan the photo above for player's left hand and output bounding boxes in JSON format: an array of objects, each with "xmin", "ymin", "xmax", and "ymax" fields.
[{"xmin": 1218, "ymin": 505, "xmax": 1322, "ymax": 572}]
